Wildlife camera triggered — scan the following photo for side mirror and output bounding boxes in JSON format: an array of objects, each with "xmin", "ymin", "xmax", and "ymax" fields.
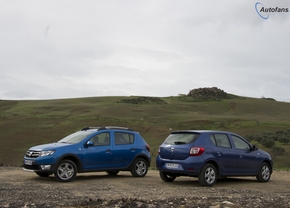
[
  {"xmin": 85, "ymin": 141, "xmax": 94, "ymax": 147},
  {"xmin": 252, "ymin": 145, "xmax": 258, "ymax": 151}
]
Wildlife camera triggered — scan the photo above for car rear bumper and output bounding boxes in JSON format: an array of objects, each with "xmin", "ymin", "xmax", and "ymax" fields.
[{"xmin": 156, "ymin": 155, "xmax": 204, "ymax": 176}]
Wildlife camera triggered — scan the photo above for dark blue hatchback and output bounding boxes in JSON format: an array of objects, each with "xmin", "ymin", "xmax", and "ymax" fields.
[{"xmin": 156, "ymin": 130, "xmax": 273, "ymax": 186}]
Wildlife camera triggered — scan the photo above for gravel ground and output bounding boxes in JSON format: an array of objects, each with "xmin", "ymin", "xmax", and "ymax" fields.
[{"xmin": 0, "ymin": 167, "xmax": 290, "ymax": 208}]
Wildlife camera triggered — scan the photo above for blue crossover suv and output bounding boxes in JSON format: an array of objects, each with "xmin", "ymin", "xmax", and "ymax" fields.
[
  {"xmin": 156, "ymin": 130, "xmax": 272, "ymax": 186},
  {"xmin": 23, "ymin": 126, "xmax": 151, "ymax": 182}
]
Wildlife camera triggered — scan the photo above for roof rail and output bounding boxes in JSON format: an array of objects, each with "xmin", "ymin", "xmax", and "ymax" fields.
[
  {"xmin": 98, "ymin": 126, "xmax": 134, "ymax": 131},
  {"xmin": 81, "ymin": 127, "xmax": 100, "ymax": 131}
]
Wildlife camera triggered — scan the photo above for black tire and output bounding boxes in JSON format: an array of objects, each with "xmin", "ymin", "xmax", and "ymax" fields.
[
  {"xmin": 106, "ymin": 171, "xmax": 119, "ymax": 175},
  {"xmin": 256, "ymin": 162, "xmax": 271, "ymax": 182},
  {"xmin": 36, "ymin": 172, "xmax": 51, "ymax": 177},
  {"xmin": 130, "ymin": 158, "xmax": 148, "ymax": 177},
  {"xmin": 159, "ymin": 171, "xmax": 176, "ymax": 182},
  {"xmin": 54, "ymin": 160, "xmax": 77, "ymax": 182},
  {"xmin": 198, "ymin": 163, "xmax": 217, "ymax": 186}
]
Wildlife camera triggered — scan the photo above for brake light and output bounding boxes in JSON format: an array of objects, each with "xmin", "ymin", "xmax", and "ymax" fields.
[
  {"xmin": 190, "ymin": 147, "xmax": 205, "ymax": 156},
  {"xmin": 145, "ymin": 144, "xmax": 150, "ymax": 152}
]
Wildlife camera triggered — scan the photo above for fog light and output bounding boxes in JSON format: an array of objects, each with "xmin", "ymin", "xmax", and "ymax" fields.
[{"xmin": 40, "ymin": 165, "xmax": 51, "ymax": 170}]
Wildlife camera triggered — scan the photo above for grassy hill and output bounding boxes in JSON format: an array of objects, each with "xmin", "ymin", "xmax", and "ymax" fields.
[{"xmin": 1, "ymin": 94, "xmax": 290, "ymax": 168}]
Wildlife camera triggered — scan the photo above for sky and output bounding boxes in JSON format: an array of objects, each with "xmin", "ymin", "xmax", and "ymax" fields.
[{"xmin": 0, "ymin": 0, "xmax": 290, "ymax": 102}]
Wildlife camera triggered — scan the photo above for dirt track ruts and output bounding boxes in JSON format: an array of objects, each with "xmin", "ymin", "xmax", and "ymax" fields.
[{"xmin": 0, "ymin": 167, "xmax": 290, "ymax": 207}]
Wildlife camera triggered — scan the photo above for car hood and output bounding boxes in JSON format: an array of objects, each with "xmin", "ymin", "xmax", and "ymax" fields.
[
  {"xmin": 258, "ymin": 149, "xmax": 272, "ymax": 159},
  {"xmin": 29, "ymin": 142, "xmax": 71, "ymax": 151}
]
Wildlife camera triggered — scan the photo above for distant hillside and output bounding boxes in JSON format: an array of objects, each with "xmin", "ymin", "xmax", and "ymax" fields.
[{"xmin": 0, "ymin": 93, "xmax": 290, "ymax": 168}]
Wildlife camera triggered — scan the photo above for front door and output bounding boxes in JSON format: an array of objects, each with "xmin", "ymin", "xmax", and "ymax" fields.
[
  {"xmin": 231, "ymin": 135, "xmax": 258, "ymax": 174},
  {"xmin": 82, "ymin": 132, "xmax": 112, "ymax": 170}
]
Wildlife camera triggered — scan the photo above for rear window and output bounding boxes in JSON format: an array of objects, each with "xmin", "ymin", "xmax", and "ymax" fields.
[{"xmin": 164, "ymin": 133, "xmax": 200, "ymax": 145}]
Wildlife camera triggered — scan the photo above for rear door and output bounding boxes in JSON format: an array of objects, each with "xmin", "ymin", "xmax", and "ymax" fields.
[
  {"xmin": 159, "ymin": 132, "xmax": 200, "ymax": 160},
  {"xmin": 209, "ymin": 133, "xmax": 238, "ymax": 174},
  {"xmin": 111, "ymin": 131, "xmax": 137, "ymax": 168}
]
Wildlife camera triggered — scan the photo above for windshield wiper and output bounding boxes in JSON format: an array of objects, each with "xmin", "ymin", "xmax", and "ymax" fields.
[{"xmin": 174, "ymin": 141, "xmax": 186, "ymax": 145}]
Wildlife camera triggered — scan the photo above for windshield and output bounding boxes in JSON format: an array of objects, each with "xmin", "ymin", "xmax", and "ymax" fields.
[
  {"xmin": 164, "ymin": 132, "xmax": 200, "ymax": 145},
  {"xmin": 58, "ymin": 131, "xmax": 94, "ymax": 144}
]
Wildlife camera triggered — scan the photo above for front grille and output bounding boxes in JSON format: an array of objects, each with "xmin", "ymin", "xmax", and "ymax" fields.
[{"xmin": 26, "ymin": 150, "xmax": 41, "ymax": 158}]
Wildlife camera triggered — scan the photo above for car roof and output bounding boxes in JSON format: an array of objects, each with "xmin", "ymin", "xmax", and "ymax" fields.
[
  {"xmin": 80, "ymin": 126, "xmax": 135, "ymax": 132},
  {"xmin": 171, "ymin": 130, "xmax": 234, "ymax": 134}
]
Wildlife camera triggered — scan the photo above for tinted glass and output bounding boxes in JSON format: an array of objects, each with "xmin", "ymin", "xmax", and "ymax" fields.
[
  {"xmin": 58, "ymin": 131, "xmax": 93, "ymax": 144},
  {"xmin": 232, "ymin": 135, "xmax": 250, "ymax": 150},
  {"xmin": 89, "ymin": 132, "xmax": 110, "ymax": 146},
  {"xmin": 210, "ymin": 134, "xmax": 231, "ymax": 148},
  {"xmin": 114, "ymin": 132, "xmax": 135, "ymax": 145},
  {"xmin": 164, "ymin": 133, "xmax": 200, "ymax": 145}
]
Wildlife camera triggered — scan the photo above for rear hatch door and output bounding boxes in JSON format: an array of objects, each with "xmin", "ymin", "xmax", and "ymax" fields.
[{"xmin": 159, "ymin": 132, "xmax": 200, "ymax": 160}]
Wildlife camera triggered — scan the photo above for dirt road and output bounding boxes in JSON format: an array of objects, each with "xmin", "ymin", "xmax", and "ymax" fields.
[{"xmin": 0, "ymin": 167, "xmax": 290, "ymax": 207}]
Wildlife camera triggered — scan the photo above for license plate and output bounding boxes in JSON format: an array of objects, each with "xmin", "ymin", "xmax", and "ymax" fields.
[
  {"xmin": 165, "ymin": 163, "xmax": 179, "ymax": 168},
  {"xmin": 24, "ymin": 160, "xmax": 33, "ymax": 165}
]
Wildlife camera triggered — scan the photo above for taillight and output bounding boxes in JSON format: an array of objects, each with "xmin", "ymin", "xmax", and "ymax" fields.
[
  {"xmin": 189, "ymin": 147, "xmax": 205, "ymax": 156},
  {"xmin": 145, "ymin": 144, "xmax": 150, "ymax": 152}
]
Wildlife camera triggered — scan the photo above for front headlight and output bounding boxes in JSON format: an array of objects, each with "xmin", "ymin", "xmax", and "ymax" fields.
[{"xmin": 40, "ymin": 150, "xmax": 55, "ymax": 157}]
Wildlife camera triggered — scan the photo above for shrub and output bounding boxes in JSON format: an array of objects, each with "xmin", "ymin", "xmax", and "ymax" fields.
[
  {"xmin": 278, "ymin": 137, "xmax": 290, "ymax": 145},
  {"xmin": 118, "ymin": 97, "xmax": 167, "ymax": 104},
  {"xmin": 253, "ymin": 134, "xmax": 263, "ymax": 143},
  {"xmin": 272, "ymin": 146, "xmax": 285, "ymax": 156},
  {"xmin": 261, "ymin": 138, "xmax": 276, "ymax": 148}
]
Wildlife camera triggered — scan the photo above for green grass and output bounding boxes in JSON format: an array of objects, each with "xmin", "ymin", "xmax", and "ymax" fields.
[{"xmin": 1, "ymin": 96, "xmax": 290, "ymax": 168}]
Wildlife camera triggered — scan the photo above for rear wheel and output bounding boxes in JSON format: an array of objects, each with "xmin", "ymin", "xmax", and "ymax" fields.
[
  {"xmin": 256, "ymin": 162, "xmax": 271, "ymax": 182},
  {"xmin": 198, "ymin": 163, "xmax": 217, "ymax": 186},
  {"xmin": 130, "ymin": 158, "xmax": 148, "ymax": 177},
  {"xmin": 159, "ymin": 171, "xmax": 176, "ymax": 182},
  {"xmin": 54, "ymin": 160, "xmax": 77, "ymax": 182}
]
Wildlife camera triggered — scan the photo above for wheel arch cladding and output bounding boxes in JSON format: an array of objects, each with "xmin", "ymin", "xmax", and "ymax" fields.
[{"xmin": 56, "ymin": 154, "xmax": 82, "ymax": 172}]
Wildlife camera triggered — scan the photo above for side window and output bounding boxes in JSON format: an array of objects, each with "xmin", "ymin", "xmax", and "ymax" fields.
[
  {"xmin": 210, "ymin": 135, "xmax": 216, "ymax": 146},
  {"xmin": 232, "ymin": 135, "xmax": 250, "ymax": 150},
  {"xmin": 90, "ymin": 132, "xmax": 110, "ymax": 146},
  {"xmin": 210, "ymin": 134, "xmax": 231, "ymax": 148},
  {"xmin": 114, "ymin": 132, "xmax": 134, "ymax": 145}
]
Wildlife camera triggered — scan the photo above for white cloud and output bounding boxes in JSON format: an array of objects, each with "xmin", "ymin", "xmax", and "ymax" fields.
[{"xmin": 0, "ymin": 0, "xmax": 290, "ymax": 102}]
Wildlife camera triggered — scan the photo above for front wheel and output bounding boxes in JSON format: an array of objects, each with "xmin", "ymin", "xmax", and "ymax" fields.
[
  {"xmin": 54, "ymin": 160, "xmax": 77, "ymax": 182},
  {"xmin": 256, "ymin": 162, "xmax": 271, "ymax": 182},
  {"xmin": 198, "ymin": 163, "xmax": 217, "ymax": 186},
  {"xmin": 131, "ymin": 158, "xmax": 148, "ymax": 177},
  {"xmin": 159, "ymin": 171, "xmax": 176, "ymax": 182}
]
